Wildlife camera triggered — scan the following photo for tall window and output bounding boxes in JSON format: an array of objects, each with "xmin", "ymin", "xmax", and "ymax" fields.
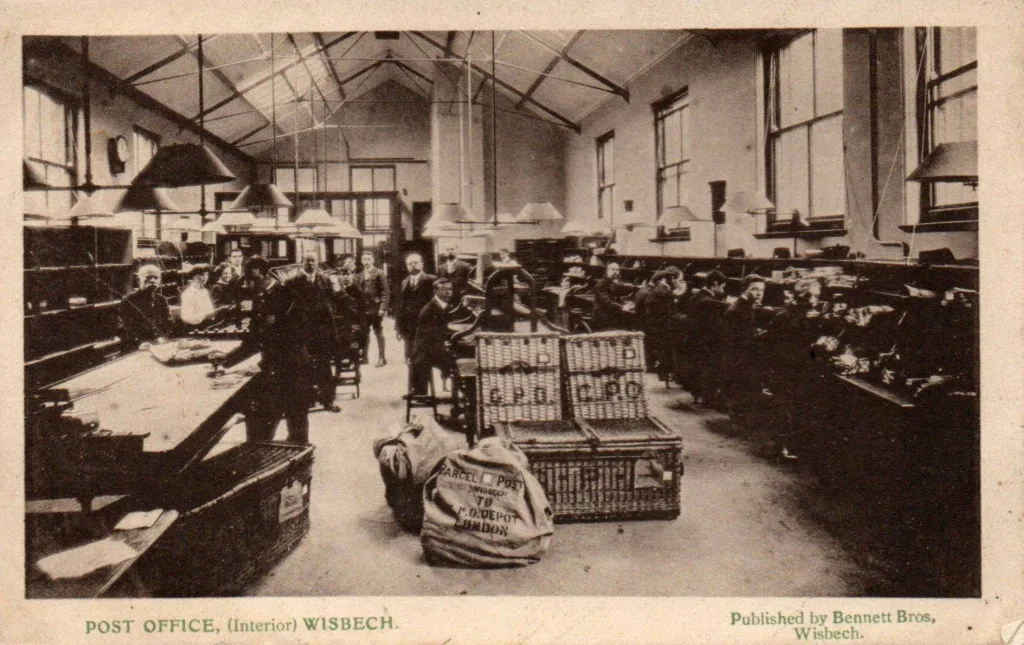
[
  {"xmin": 765, "ymin": 30, "xmax": 845, "ymax": 230},
  {"xmin": 23, "ymin": 84, "xmax": 77, "ymax": 216},
  {"xmin": 350, "ymin": 165, "xmax": 396, "ymax": 192},
  {"xmin": 596, "ymin": 131, "xmax": 614, "ymax": 220},
  {"xmin": 655, "ymin": 90, "xmax": 690, "ymax": 215},
  {"xmin": 914, "ymin": 27, "xmax": 977, "ymax": 223},
  {"xmin": 133, "ymin": 127, "xmax": 159, "ymax": 174}
]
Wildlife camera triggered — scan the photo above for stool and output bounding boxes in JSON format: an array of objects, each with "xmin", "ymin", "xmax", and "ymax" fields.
[
  {"xmin": 451, "ymin": 358, "xmax": 478, "ymax": 447},
  {"xmin": 405, "ymin": 366, "xmax": 437, "ymax": 423},
  {"xmin": 335, "ymin": 347, "xmax": 361, "ymax": 399}
]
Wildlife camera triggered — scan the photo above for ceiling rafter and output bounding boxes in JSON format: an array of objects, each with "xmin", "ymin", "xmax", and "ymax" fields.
[
  {"xmin": 391, "ymin": 60, "xmax": 433, "ymax": 98},
  {"xmin": 172, "ymin": 35, "xmax": 286, "ymax": 146},
  {"xmin": 410, "ymin": 31, "xmax": 581, "ymax": 133},
  {"xmin": 192, "ymin": 32, "xmax": 355, "ymax": 121},
  {"xmin": 443, "ymin": 31, "xmax": 457, "ymax": 57},
  {"xmin": 287, "ymin": 33, "xmax": 330, "ymax": 106},
  {"xmin": 123, "ymin": 34, "xmax": 223, "ymax": 83},
  {"xmin": 519, "ymin": 30, "xmax": 629, "ymax": 101},
  {"xmin": 314, "ymin": 32, "xmax": 347, "ymax": 100},
  {"xmin": 515, "ymin": 30, "xmax": 584, "ymax": 109}
]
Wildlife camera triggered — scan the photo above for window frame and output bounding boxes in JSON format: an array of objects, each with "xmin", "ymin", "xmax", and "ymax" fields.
[
  {"xmin": 596, "ymin": 130, "xmax": 615, "ymax": 221},
  {"xmin": 349, "ymin": 164, "xmax": 397, "ymax": 193},
  {"xmin": 912, "ymin": 27, "xmax": 978, "ymax": 225},
  {"xmin": 23, "ymin": 82, "xmax": 79, "ymax": 215},
  {"xmin": 653, "ymin": 88, "xmax": 691, "ymax": 218},
  {"xmin": 763, "ymin": 30, "xmax": 846, "ymax": 233}
]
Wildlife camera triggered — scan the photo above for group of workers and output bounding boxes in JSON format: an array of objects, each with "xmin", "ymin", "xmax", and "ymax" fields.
[
  {"xmin": 117, "ymin": 244, "xmax": 478, "ymax": 445},
  {"xmin": 590, "ymin": 261, "xmax": 833, "ymax": 458}
]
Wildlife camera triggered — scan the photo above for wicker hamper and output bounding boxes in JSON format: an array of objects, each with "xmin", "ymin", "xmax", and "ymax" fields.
[
  {"xmin": 495, "ymin": 417, "xmax": 682, "ymax": 522},
  {"xmin": 134, "ymin": 442, "xmax": 313, "ymax": 597},
  {"xmin": 563, "ymin": 332, "xmax": 649, "ymax": 419},
  {"xmin": 477, "ymin": 332, "xmax": 563, "ymax": 427}
]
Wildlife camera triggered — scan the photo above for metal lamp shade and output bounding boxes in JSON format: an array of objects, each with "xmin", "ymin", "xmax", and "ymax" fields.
[
  {"xmin": 166, "ymin": 215, "xmax": 202, "ymax": 232},
  {"xmin": 658, "ymin": 205, "xmax": 701, "ymax": 228},
  {"xmin": 907, "ymin": 141, "xmax": 978, "ymax": 183},
  {"xmin": 295, "ymin": 207, "xmax": 334, "ymax": 228},
  {"xmin": 114, "ymin": 184, "xmax": 181, "ymax": 213},
  {"xmin": 200, "ymin": 218, "xmax": 227, "ymax": 234},
  {"xmin": 561, "ymin": 220, "xmax": 588, "ymax": 235},
  {"xmin": 721, "ymin": 190, "xmax": 775, "ymax": 214},
  {"xmin": 516, "ymin": 201, "xmax": 563, "ymax": 223},
  {"xmin": 133, "ymin": 144, "xmax": 236, "ymax": 188},
  {"xmin": 329, "ymin": 220, "xmax": 362, "ymax": 239},
  {"xmin": 24, "ymin": 160, "xmax": 50, "ymax": 190},
  {"xmin": 65, "ymin": 191, "xmax": 114, "ymax": 219},
  {"xmin": 229, "ymin": 183, "xmax": 293, "ymax": 210},
  {"xmin": 216, "ymin": 210, "xmax": 258, "ymax": 227},
  {"xmin": 428, "ymin": 203, "xmax": 473, "ymax": 226}
]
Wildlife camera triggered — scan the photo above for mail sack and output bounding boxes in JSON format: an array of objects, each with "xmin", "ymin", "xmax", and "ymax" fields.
[
  {"xmin": 420, "ymin": 437, "xmax": 554, "ymax": 568},
  {"xmin": 372, "ymin": 415, "xmax": 464, "ymax": 531}
]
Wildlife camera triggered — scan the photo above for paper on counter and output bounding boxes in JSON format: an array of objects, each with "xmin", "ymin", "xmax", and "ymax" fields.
[
  {"xmin": 36, "ymin": 539, "xmax": 138, "ymax": 580},
  {"xmin": 114, "ymin": 509, "xmax": 163, "ymax": 531}
]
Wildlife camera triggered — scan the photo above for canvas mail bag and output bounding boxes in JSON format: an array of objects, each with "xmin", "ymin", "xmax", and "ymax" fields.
[
  {"xmin": 420, "ymin": 437, "xmax": 554, "ymax": 568},
  {"xmin": 373, "ymin": 416, "xmax": 464, "ymax": 531}
]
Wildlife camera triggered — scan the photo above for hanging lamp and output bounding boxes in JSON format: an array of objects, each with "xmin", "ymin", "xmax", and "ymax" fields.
[
  {"xmin": 515, "ymin": 201, "xmax": 563, "ymax": 224},
  {"xmin": 657, "ymin": 204, "xmax": 701, "ymax": 228},
  {"xmin": 296, "ymin": 92, "xmax": 333, "ymax": 227},
  {"xmin": 230, "ymin": 33, "xmax": 292, "ymax": 211},
  {"xmin": 24, "ymin": 160, "xmax": 50, "ymax": 190}
]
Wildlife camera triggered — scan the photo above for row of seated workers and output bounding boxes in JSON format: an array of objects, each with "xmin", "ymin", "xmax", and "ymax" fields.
[
  {"xmin": 585, "ymin": 262, "xmax": 838, "ymax": 459},
  {"xmin": 116, "ymin": 246, "xmax": 475, "ymax": 445}
]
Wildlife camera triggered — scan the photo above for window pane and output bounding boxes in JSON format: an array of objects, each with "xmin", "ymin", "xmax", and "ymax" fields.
[
  {"xmin": 814, "ymin": 29, "xmax": 844, "ymax": 115},
  {"xmin": 296, "ymin": 168, "xmax": 316, "ymax": 193},
  {"xmin": 373, "ymin": 167, "xmax": 395, "ymax": 191},
  {"xmin": 24, "ymin": 87, "xmax": 40, "ymax": 158},
  {"xmin": 810, "ymin": 116, "xmax": 845, "ymax": 216},
  {"xmin": 779, "ymin": 33, "xmax": 814, "ymax": 127},
  {"xmin": 775, "ymin": 128, "xmax": 810, "ymax": 217},
  {"xmin": 605, "ymin": 138, "xmax": 614, "ymax": 184},
  {"xmin": 663, "ymin": 109, "xmax": 682, "ymax": 166},
  {"xmin": 599, "ymin": 186, "xmax": 613, "ymax": 220},
  {"xmin": 274, "ymin": 168, "xmax": 294, "ymax": 192},
  {"xmin": 934, "ymin": 91, "xmax": 977, "ymax": 145},
  {"xmin": 938, "ymin": 27, "xmax": 976, "ymax": 73},
  {"xmin": 351, "ymin": 167, "xmax": 373, "ymax": 192},
  {"xmin": 680, "ymin": 105, "xmax": 690, "ymax": 161}
]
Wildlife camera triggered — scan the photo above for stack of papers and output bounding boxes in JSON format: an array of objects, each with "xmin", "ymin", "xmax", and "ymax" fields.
[
  {"xmin": 114, "ymin": 509, "xmax": 163, "ymax": 531},
  {"xmin": 36, "ymin": 539, "xmax": 139, "ymax": 580}
]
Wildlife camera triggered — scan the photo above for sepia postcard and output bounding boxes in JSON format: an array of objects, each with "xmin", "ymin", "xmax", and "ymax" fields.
[{"xmin": 1, "ymin": 0, "xmax": 1022, "ymax": 643}]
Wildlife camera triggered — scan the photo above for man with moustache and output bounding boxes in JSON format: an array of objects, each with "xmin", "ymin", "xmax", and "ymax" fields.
[{"xmin": 395, "ymin": 253, "xmax": 435, "ymax": 363}]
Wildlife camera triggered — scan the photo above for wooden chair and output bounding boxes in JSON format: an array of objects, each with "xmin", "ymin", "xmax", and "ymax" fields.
[{"xmin": 405, "ymin": 366, "xmax": 437, "ymax": 423}]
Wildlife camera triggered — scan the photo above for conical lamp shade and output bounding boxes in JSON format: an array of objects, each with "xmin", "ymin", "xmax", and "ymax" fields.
[
  {"xmin": 722, "ymin": 190, "xmax": 775, "ymax": 214},
  {"xmin": 200, "ymin": 218, "xmax": 227, "ymax": 234},
  {"xmin": 229, "ymin": 183, "xmax": 293, "ymax": 210},
  {"xmin": 295, "ymin": 207, "xmax": 334, "ymax": 228},
  {"xmin": 133, "ymin": 144, "xmax": 236, "ymax": 188},
  {"xmin": 65, "ymin": 192, "xmax": 114, "ymax": 219},
  {"xmin": 426, "ymin": 203, "xmax": 471, "ymax": 228},
  {"xmin": 24, "ymin": 160, "xmax": 50, "ymax": 190},
  {"xmin": 166, "ymin": 215, "xmax": 202, "ymax": 232},
  {"xmin": 330, "ymin": 220, "xmax": 362, "ymax": 239},
  {"xmin": 217, "ymin": 210, "xmax": 257, "ymax": 227},
  {"xmin": 516, "ymin": 201, "xmax": 563, "ymax": 223},
  {"xmin": 907, "ymin": 141, "xmax": 978, "ymax": 183},
  {"xmin": 561, "ymin": 220, "xmax": 590, "ymax": 235},
  {"xmin": 658, "ymin": 205, "xmax": 700, "ymax": 227},
  {"xmin": 114, "ymin": 185, "xmax": 181, "ymax": 213}
]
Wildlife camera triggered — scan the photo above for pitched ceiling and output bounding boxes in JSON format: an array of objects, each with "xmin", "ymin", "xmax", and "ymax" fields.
[{"xmin": 32, "ymin": 31, "xmax": 693, "ymax": 163}]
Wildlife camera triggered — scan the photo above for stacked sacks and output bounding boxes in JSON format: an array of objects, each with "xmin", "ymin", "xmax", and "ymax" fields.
[{"xmin": 373, "ymin": 415, "xmax": 465, "ymax": 532}]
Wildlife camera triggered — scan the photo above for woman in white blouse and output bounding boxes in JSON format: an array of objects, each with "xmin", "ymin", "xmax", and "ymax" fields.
[{"xmin": 180, "ymin": 265, "xmax": 215, "ymax": 326}]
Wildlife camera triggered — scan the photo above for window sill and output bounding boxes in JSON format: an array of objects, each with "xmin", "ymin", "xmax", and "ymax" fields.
[
  {"xmin": 754, "ymin": 229, "xmax": 848, "ymax": 240},
  {"xmin": 898, "ymin": 220, "xmax": 978, "ymax": 233},
  {"xmin": 648, "ymin": 237, "xmax": 692, "ymax": 243}
]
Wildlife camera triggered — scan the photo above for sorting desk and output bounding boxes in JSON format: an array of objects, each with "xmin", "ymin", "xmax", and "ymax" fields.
[{"xmin": 32, "ymin": 340, "xmax": 262, "ymax": 497}]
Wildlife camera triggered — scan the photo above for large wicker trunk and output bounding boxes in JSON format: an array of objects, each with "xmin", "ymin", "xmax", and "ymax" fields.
[
  {"xmin": 134, "ymin": 442, "xmax": 313, "ymax": 596},
  {"xmin": 495, "ymin": 417, "xmax": 682, "ymax": 522}
]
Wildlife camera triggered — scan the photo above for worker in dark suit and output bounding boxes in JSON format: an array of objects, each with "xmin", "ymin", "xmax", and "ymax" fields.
[
  {"xmin": 410, "ymin": 278, "xmax": 455, "ymax": 395},
  {"xmin": 684, "ymin": 269, "xmax": 728, "ymax": 407},
  {"xmin": 395, "ymin": 252, "xmax": 435, "ymax": 363},
  {"xmin": 118, "ymin": 265, "xmax": 172, "ymax": 348},
  {"xmin": 288, "ymin": 252, "xmax": 340, "ymax": 413},
  {"xmin": 437, "ymin": 245, "xmax": 473, "ymax": 304},
  {"xmin": 237, "ymin": 256, "xmax": 312, "ymax": 444},
  {"xmin": 722, "ymin": 274, "xmax": 768, "ymax": 420},
  {"xmin": 765, "ymin": 278, "xmax": 826, "ymax": 460},
  {"xmin": 355, "ymin": 250, "xmax": 390, "ymax": 367},
  {"xmin": 328, "ymin": 270, "xmax": 363, "ymax": 376},
  {"xmin": 644, "ymin": 267, "xmax": 685, "ymax": 380},
  {"xmin": 593, "ymin": 262, "xmax": 636, "ymax": 330}
]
